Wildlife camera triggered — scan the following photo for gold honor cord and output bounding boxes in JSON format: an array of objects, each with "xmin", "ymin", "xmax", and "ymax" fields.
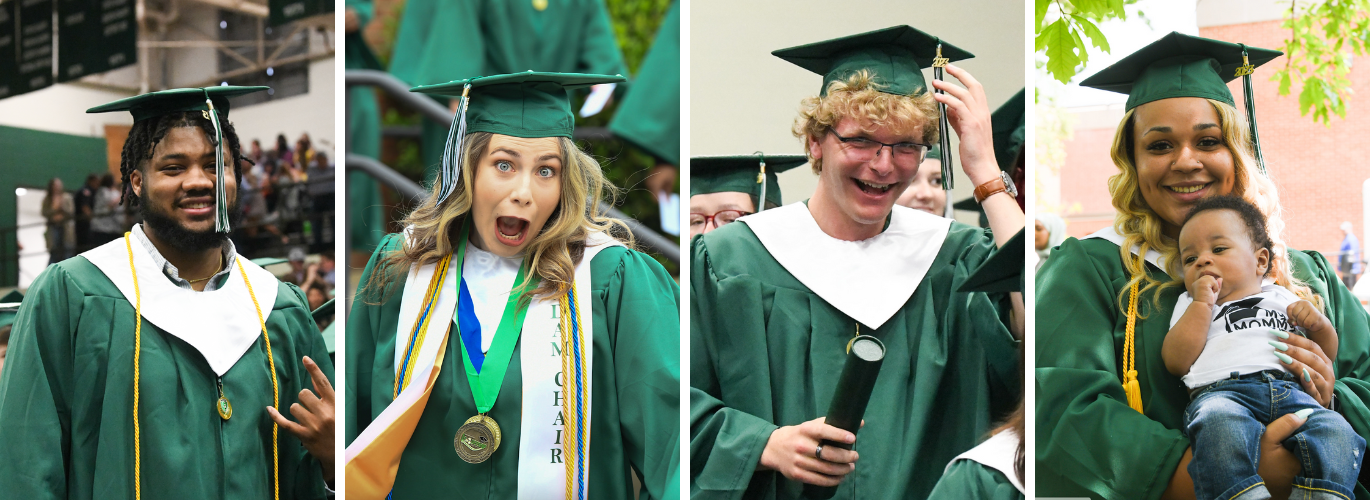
[
  {"xmin": 395, "ymin": 254, "xmax": 452, "ymax": 398},
  {"xmin": 559, "ymin": 285, "xmax": 589, "ymax": 500},
  {"xmin": 124, "ymin": 233, "xmax": 281, "ymax": 500},
  {"xmin": 1122, "ymin": 280, "xmax": 1143, "ymax": 413}
]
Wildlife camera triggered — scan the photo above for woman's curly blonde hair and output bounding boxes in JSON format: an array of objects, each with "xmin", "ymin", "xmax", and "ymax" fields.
[
  {"xmin": 1108, "ymin": 99, "xmax": 1319, "ymax": 314},
  {"xmin": 792, "ymin": 70, "xmax": 939, "ymax": 173},
  {"xmin": 360, "ymin": 132, "xmax": 633, "ymax": 304}
]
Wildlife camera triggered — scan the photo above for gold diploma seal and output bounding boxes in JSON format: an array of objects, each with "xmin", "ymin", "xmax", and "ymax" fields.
[
  {"xmin": 455, "ymin": 414, "xmax": 503, "ymax": 463},
  {"xmin": 217, "ymin": 396, "xmax": 233, "ymax": 420}
]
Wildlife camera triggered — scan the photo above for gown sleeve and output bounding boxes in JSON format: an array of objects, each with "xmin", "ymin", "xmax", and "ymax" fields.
[
  {"xmin": 1294, "ymin": 250, "xmax": 1370, "ymax": 452},
  {"xmin": 278, "ymin": 281, "xmax": 336, "ymax": 499},
  {"xmin": 386, "ymin": 0, "xmax": 483, "ymax": 86},
  {"xmin": 345, "ymin": 233, "xmax": 402, "ymax": 444},
  {"xmin": 0, "ymin": 264, "xmax": 80, "ymax": 500},
  {"xmin": 1034, "ymin": 238, "xmax": 1189, "ymax": 500},
  {"xmin": 687, "ymin": 236, "xmax": 780, "ymax": 500},
  {"xmin": 592, "ymin": 246, "xmax": 681, "ymax": 500}
]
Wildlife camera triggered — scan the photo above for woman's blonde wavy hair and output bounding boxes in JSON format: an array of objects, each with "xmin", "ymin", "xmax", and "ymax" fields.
[
  {"xmin": 360, "ymin": 132, "xmax": 633, "ymax": 304},
  {"xmin": 792, "ymin": 70, "xmax": 940, "ymax": 173},
  {"xmin": 1108, "ymin": 98, "xmax": 1320, "ymax": 314}
]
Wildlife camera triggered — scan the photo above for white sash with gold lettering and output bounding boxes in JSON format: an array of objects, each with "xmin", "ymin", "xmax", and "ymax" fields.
[{"xmin": 516, "ymin": 232, "xmax": 620, "ymax": 499}]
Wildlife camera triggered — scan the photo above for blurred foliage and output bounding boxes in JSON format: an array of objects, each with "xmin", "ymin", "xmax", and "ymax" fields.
[
  {"xmin": 1034, "ymin": 0, "xmax": 1142, "ymax": 83},
  {"xmin": 369, "ymin": 0, "xmax": 678, "ymax": 272},
  {"xmin": 1273, "ymin": 0, "xmax": 1370, "ymax": 125}
]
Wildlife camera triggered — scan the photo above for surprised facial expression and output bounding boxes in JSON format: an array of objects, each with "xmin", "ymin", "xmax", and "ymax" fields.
[{"xmin": 468, "ymin": 134, "xmax": 564, "ymax": 257}]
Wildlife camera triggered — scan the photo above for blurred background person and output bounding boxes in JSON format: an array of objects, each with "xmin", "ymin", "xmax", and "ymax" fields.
[
  {"xmin": 73, "ymin": 174, "xmax": 98, "ymax": 253},
  {"xmin": 1340, "ymin": 221, "xmax": 1362, "ymax": 290},
  {"xmin": 41, "ymin": 178, "xmax": 74, "ymax": 266},
  {"xmin": 89, "ymin": 174, "xmax": 124, "ymax": 245},
  {"xmin": 1034, "ymin": 212, "xmax": 1065, "ymax": 271},
  {"xmin": 895, "ymin": 145, "xmax": 950, "ymax": 217}
]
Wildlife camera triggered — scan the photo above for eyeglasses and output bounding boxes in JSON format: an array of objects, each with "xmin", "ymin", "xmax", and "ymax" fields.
[
  {"xmin": 690, "ymin": 210, "xmax": 752, "ymax": 230},
  {"xmin": 828, "ymin": 129, "xmax": 930, "ymax": 165}
]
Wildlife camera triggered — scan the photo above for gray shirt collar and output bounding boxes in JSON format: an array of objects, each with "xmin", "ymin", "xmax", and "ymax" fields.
[{"xmin": 131, "ymin": 224, "xmax": 237, "ymax": 291}]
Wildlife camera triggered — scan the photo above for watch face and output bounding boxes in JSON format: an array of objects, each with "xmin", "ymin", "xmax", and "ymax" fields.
[{"xmin": 1001, "ymin": 171, "xmax": 1019, "ymax": 197}]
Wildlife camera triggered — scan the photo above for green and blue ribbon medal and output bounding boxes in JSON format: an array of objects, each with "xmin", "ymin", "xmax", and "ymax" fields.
[
  {"xmin": 932, "ymin": 41, "xmax": 953, "ymax": 191},
  {"xmin": 449, "ymin": 222, "xmax": 536, "ymax": 463},
  {"xmin": 1236, "ymin": 45, "xmax": 1266, "ymax": 176},
  {"xmin": 202, "ymin": 90, "xmax": 231, "ymax": 233}
]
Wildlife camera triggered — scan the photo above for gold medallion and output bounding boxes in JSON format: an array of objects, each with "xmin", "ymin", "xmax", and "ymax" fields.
[
  {"xmin": 455, "ymin": 414, "xmax": 502, "ymax": 463},
  {"xmin": 217, "ymin": 396, "xmax": 233, "ymax": 420},
  {"xmin": 532, "ymin": 0, "xmax": 547, "ymax": 10}
]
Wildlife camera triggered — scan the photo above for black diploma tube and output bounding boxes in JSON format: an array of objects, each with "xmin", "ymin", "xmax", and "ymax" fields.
[{"xmin": 802, "ymin": 335, "xmax": 886, "ymax": 499}]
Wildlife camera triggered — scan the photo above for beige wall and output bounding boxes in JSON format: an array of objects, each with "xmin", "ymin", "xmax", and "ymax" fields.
[{"xmin": 690, "ymin": 0, "xmax": 1025, "ymax": 223}]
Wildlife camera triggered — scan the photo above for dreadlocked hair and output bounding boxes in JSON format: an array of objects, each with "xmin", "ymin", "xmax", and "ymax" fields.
[{"xmin": 119, "ymin": 110, "xmax": 244, "ymax": 207}]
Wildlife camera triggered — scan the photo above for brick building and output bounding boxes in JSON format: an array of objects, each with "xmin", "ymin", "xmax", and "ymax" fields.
[{"xmin": 1048, "ymin": 1, "xmax": 1370, "ymax": 261}]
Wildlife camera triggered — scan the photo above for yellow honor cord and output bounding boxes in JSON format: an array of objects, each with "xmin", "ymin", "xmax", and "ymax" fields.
[
  {"xmin": 125, "ymin": 232, "xmax": 280, "ymax": 500},
  {"xmin": 1122, "ymin": 280, "xmax": 1143, "ymax": 413},
  {"xmin": 125, "ymin": 234, "xmax": 142, "ymax": 500},
  {"xmin": 395, "ymin": 254, "xmax": 452, "ymax": 397},
  {"xmin": 559, "ymin": 285, "xmax": 588, "ymax": 500}
]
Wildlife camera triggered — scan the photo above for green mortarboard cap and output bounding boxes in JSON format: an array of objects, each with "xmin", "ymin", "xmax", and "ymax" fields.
[
  {"xmin": 251, "ymin": 256, "xmax": 290, "ymax": 268},
  {"xmin": 773, "ymin": 25, "xmax": 973, "ymax": 97},
  {"xmin": 958, "ymin": 228, "xmax": 1024, "ymax": 293},
  {"xmin": 312, "ymin": 298, "xmax": 336, "ymax": 354},
  {"xmin": 925, "ymin": 144, "xmax": 941, "ymax": 161},
  {"xmin": 1080, "ymin": 32, "xmax": 1280, "ymax": 173},
  {"xmin": 991, "ymin": 89, "xmax": 1026, "ymax": 173},
  {"xmin": 0, "ymin": 290, "xmax": 23, "ymax": 329},
  {"xmin": 690, "ymin": 155, "xmax": 807, "ymax": 211},
  {"xmin": 88, "ymin": 86, "xmax": 270, "ymax": 234},
  {"xmin": 410, "ymin": 71, "xmax": 627, "ymax": 204},
  {"xmin": 775, "ymin": 25, "xmax": 972, "ymax": 192}
]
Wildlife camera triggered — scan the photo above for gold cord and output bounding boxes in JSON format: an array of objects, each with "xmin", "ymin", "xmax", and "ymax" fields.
[
  {"xmin": 125, "ymin": 234, "xmax": 142, "ymax": 500},
  {"xmin": 237, "ymin": 259, "xmax": 281, "ymax": 500},
  {"xmin": 1122, "ymin": 281, "xmax": 1143, "ymax": 413}
]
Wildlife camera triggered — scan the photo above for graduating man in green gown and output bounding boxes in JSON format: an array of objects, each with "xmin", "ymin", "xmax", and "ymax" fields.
[
  {"xmin": 0, "ymin": 87, "xmax": 335, "ymax": 500},
  {"xmin": 345, "ymin": 72, "xmax": 679, "ymax": 500},
  {"xmin": 690, "ymin": 26, "xmax": 1025, "ymax": 500}
]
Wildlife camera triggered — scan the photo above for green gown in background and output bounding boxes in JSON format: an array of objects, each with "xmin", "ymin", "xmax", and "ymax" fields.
[
  {"xmin": 690, "ymin": 221, "xmax": 1020, "ymax": 500},
  {"xmin": 1035, "ymin": 237, "xmax": 1370, "ymax": 500},
  {"xmin": 346, "ymin": 0, "xmax": 386, "ymax": 252},
  {"xmin": 926, "ymin": 460, "xmax": 1022, "ymax": 500},
  {"xmin": 608, "ymin": 0, "xmax": 679, "ymax": 166},
  {"xmin": 346, "ymin": 234, "xmax": 680, "ymax": 500},
  {"xmin": 0, "ymin": 258, "xmax": 334, "ymax": 500},
  {"xmin": 387, "ymin": 0, "xmax": 629, "ymax": 170}
]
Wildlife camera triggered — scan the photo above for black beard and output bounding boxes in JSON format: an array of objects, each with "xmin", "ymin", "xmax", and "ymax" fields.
[{"xmin": 138, "ymin": 191, "xmax": 239, "ymax": 253}]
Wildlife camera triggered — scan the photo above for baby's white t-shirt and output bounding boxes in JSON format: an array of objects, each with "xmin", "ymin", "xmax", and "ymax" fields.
[{"xmin": 1169, "ymin": 282, "xmax": 1300, "ymax": 388}]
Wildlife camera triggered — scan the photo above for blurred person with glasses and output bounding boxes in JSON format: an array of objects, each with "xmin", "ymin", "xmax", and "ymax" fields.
[
  {"xmin": 689, "ymin": 155, "xmax": 807, "ymax": 237},
  {"xmin": 690, "ymin": 26, "xmax": 1024, "ymax": 500}
]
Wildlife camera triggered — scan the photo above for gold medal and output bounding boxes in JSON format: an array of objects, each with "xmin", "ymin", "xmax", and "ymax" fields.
[
  {"xmin": 532, "ymin": 0, "xmax": 547, "ymax": 10},
  {"xmin": 454, "ymin": 414, "xmax": 502, "ymax": 463},
  {"xmin": 217, "ymin": 396, "xmax": 233, "ymax": 420}
]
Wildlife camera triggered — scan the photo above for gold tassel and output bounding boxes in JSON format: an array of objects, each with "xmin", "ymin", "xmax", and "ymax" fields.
[{"xmin": 1122, "ymin": 281, "xmax": 1144, "ymax": 413}]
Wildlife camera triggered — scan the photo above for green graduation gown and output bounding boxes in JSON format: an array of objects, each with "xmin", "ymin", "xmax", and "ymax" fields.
[
  {"xmin": 690, "ymin": 214, "xmax": 1020, "ymax": 500},
  {"xmin": 926, "ymin": 460, "xmax": 1022, "ymax": 500},
  {"xmin": 345, "ymin": 233, "xmax": 680, "ymax": 500},
  {"xmin": 0, "ymin": 257, "xmax": 334, "ymax": 500},
  {"xmin": 346, "ymin": 0, "xmax": 386, "ymax": 252},
  {"xmin": 387, "ymin": 0, "xmax": 629, "ymax": 169},
  {"xmin": 1035, "ymin": 235, "xmax": 1370, "ymax": 500},
  {"xmin": 607, "ymin": 1, "xmax": 679, "ymax": 166}
]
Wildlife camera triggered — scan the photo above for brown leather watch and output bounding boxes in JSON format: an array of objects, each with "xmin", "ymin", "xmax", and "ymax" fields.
[{"xmin": 973, "ymin": 171, "xmax": 1019, "ymax": 204}]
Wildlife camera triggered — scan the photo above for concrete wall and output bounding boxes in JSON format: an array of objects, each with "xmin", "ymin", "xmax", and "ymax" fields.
[
  {"xmin": 230, "ymin": 57, "xmax": 336, "ymax": 154},
  {"xmin": 690, "ymin": 0, "xmax": 1025, "ymax": 225}
]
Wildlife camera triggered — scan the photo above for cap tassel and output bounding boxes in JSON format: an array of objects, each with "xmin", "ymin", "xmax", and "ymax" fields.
[
  {"xmin": 1236, "ymin": 45, "xmax": 1266, "ymax": 176},
  {"xmin": 754, "ymin": 152, "xmax": 768, "ymax": 212},
  {"xmin": 932, "ymin": 41, "xmax": 954, "ymax": 191},
  {"xmin": 205, "ymin": 92, "xmax": 229, "ymax": 234},
  {"xmin": 437, "ymin": 83, "xmax": 473, "ymax": 205}
]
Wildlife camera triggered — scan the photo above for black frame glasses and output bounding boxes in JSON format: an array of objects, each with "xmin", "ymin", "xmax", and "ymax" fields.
[{"xmin": 827, "ymin": 129, "xmax": 931, "ymax": 163}]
